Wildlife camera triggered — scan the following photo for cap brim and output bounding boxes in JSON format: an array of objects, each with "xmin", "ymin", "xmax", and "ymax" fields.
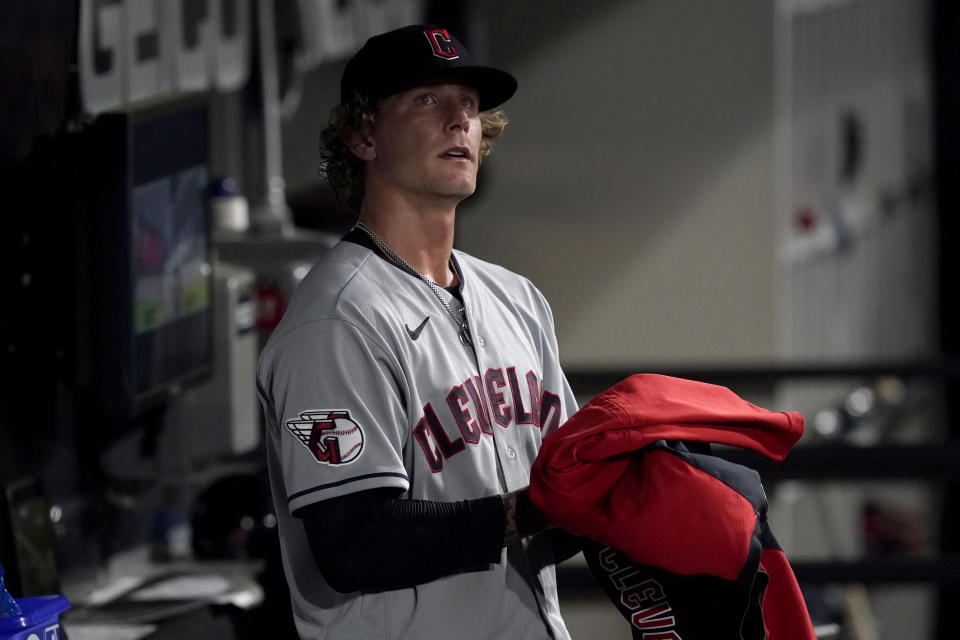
[{"xmin": 405, "ymin": 66, "xmax": 518, "ymax": 111}]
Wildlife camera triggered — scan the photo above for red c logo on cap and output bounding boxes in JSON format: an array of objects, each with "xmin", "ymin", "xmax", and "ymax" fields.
[{"xmin": 424, "ymin": 28, "xmax": 459, "ymax": 60}]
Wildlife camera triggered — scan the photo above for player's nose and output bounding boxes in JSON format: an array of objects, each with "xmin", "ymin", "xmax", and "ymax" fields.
[{"xmin": 443, "ymin": 98, "xmax": 471, "ymax": 132}]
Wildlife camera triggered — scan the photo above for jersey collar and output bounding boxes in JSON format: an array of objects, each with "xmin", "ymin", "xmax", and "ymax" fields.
[{"xmin": 342, "ymin": 227, "xmax": 466, "ymax": 296}]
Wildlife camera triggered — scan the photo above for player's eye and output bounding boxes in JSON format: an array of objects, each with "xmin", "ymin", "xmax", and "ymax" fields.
[
  {"xmin": 414, "ymin": 93, "xmax": 438, "ymax": 106},
  {"xmin": 459, "ymin": 96, "xmax": 477, "ymax": 110}
]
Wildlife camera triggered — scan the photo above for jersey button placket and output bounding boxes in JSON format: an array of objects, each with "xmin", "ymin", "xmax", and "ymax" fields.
[{"xmin": 461, "ymin": 294, "xmax": 513, "ymax": 488}]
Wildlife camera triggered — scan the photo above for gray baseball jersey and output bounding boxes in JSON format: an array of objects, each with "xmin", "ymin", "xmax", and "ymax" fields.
[{"xmin": 257, "ymin": 239, "xmax": 577, "ymax": 640}]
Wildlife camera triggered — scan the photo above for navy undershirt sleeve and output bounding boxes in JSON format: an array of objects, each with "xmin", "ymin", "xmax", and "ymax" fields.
[{"xmin": 295, "ymin": 488, "xmax": 505, "ymax": 593}]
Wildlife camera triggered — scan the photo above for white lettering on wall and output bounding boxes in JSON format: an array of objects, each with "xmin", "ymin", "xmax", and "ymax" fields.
[
  {"xmin": 79, "ymin": 0, "xmax": 252, "ymax": 114},
  {"xmin": 294, "ymin": 0, "xmax": 424, "ymax": 69},
  {"xmin": 171, "ymin": 0, "xmax": 212, "ymax": 92},
  {"xmin": 80, "ymin": 0, "xmax": 124, "ymax": 114},
  {"xmin": 213, "ymin": 0, "xmax": 251, "ymax": 90},
  {"xmin": 78, "ymin": 0, "xmax": 423, "ymax": 114},
  {"xmin": 125, "ymin": 0, "xmax": 164, "ymax": 102}
]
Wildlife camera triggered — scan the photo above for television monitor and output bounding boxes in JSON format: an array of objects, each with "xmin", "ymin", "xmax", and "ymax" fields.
[{"xmin": 84, "ymin": 98, "xmax": 213, "ymax": 438}]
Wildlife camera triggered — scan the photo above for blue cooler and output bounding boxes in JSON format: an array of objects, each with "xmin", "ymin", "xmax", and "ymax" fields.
[{"xmin": 0, "ymin": 567, "xmax": 69, "ymax": 640}]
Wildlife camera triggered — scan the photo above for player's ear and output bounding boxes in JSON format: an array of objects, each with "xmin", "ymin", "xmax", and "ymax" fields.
[{"xmin": 341, "ymin": 125, "xmax": 376, "ymax": 162}]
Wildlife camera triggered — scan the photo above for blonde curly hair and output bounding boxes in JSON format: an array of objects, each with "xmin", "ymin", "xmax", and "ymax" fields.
[{"xmin": 319, "ymin": 93, "xmax": 508, "ymax": 212}]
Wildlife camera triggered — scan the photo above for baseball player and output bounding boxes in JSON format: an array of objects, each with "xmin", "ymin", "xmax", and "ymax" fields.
[{"xmin": 257, "ymin": 25, "xmax": 578, "ymax": 640}]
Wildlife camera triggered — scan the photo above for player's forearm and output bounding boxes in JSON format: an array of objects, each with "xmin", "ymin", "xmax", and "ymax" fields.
[{"xmin": 297, "ymin": 488, "xmax": 506, "ymax": 593}]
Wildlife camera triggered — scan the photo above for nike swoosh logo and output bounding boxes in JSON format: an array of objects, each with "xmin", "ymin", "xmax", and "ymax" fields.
[{"xmin": 405, "ymin": 317, "xmax": 430, "ymax": 340}]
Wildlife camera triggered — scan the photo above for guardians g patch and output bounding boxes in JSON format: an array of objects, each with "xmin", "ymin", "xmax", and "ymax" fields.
[{"xmin": 286, "ymin": 410, "xmax": 364, "ymax": 465}]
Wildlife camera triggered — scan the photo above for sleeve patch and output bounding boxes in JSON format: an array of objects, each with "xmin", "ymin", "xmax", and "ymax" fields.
[{"xmin": 286, "ymin": 410, "xmax": 365, "ymax": 465}]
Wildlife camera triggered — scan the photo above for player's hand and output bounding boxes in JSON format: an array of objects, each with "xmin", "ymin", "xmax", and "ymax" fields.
[{"xmin": 502, "ymin": 488, "xmax": 553, "ymax": 544}]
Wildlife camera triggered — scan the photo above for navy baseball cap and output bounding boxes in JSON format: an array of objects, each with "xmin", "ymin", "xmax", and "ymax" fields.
[{"xmin": 340, "ymin": 25, "xmax": 517, "ymax": 111}]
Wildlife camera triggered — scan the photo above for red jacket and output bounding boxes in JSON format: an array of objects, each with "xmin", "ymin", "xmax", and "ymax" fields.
[{"xmin": 530, "ymin": 374, "xmax": 815, "ymax": 640}]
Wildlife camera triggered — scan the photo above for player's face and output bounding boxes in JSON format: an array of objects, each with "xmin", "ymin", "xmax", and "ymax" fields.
[{"xmin": 366, "ymin": 81, "xmax": 483, "ymax": 204}]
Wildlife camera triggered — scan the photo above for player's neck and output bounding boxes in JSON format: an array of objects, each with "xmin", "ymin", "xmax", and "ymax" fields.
[{"xmin": 358, "ymin": 196, "xmax": 459, "ymax": 288}]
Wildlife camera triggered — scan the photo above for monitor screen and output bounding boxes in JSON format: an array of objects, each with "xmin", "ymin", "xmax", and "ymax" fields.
[
  {"xmin": 128, "ymin": 102, "xmax": 212, "ymax": 405},
  {"xmin": 131, "ymin": 164, "xmax": 210, "ymax": 396},
  {"xmin": 86, "ymin": 99, "xmax": 214, "ymax": 425}
]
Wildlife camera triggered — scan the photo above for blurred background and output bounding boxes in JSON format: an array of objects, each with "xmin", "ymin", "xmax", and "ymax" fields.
[{"xmin": 1, "ymin": 0, "xmax": 958, "ymax": 638}]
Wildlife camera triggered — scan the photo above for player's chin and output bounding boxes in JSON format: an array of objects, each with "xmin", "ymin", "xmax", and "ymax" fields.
[
  {"xmin": 438, "ymin": 177, "xmax": 477, "ymax": 201},
  {"xmin": 438, "ymin": 163, "xmax": 477, "ymax": 188},
  {"xmin": 457, "ymin": 179, "xmax": 477, "ymax": 197}
]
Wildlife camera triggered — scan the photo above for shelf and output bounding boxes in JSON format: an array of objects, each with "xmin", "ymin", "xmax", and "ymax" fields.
[
  {"xmin": 720, "ymin": 442, "xmax": 960, "ymax": 482},
  {"xmin": 565, "ymin": 359, "xmax": 960, "ymax": 395},
  {"xmin": 557, "ymin": 555, "xmax": 960, "ymax": 591}
]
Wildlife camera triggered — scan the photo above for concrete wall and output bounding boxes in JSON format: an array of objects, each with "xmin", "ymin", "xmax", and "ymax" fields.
[{"xmin": 455, "ymin": 0, "xmax": 777, "ymax": 367}]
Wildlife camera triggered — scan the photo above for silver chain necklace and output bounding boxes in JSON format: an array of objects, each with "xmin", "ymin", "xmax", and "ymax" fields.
[{"xmin": 355, "ymin": 221, "xmax": 473, "ymax": 347}]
